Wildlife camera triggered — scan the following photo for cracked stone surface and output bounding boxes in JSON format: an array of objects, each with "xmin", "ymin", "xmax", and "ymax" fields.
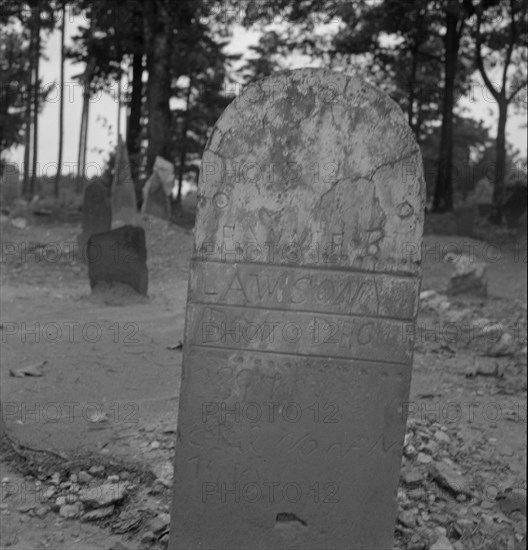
[{"xmin": 171, "ymin": 68, "xmax": 426, "ymax": 550}]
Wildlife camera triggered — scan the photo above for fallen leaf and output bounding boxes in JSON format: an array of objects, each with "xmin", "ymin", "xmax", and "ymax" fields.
[
  {"xmin": 166, "ymin": 341, "xmax": 183, "ymax": 351},
  {"xmin": 9, "ymin": 360, "xmax": 48, "ymax": 377}
]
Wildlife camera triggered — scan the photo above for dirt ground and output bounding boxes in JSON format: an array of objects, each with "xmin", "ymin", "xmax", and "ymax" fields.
[{"xmin": 0, "ymin": 212, "xmax": 526, "ymax": 550}]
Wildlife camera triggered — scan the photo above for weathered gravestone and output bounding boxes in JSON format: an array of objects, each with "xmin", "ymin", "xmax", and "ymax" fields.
[
  {"xmin": 87, "ymin": 225, "xmax": 148, "ymax": 295},
  {"xmin": 111, "ymin": 136, "xmax": 139, "ymax": 227},
  {"xmin": 169, "ymin": 69, "xmax": 425, "ymax": 550},
  {"xmin": 141, "ymin": 156, "xmax": 174, "ymax": 220},
  {"xmin": 0, "ymin": 163, "xmax": 21, "ymax": 205},
  {"xmin": 77, "ymin": 182, "xmax": 111, "ymax": 261}
]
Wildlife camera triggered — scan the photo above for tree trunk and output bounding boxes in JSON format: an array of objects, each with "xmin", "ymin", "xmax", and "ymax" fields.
[
  {"xmin": 76, "ymin": 61, "xmax": 93, "ymax": 192},
  {"xmin": 76, "ymin": 94, "xmax": 87, "ymax": 192},
  {"xmin": 22, "ymin": 8, "xmax": 36, "ymax": 198},
  {"xmin": 127, "ymin": 53, "xmax": 143, "ymax": 204},
  {"xmin": 491, "ymin": 99, "xmax": 508, "ymax": 224},
  {"xmin": 144, "ymin": 1, "xmax": 173, "ymax": 177},
  {"xmin": 30, "ymin": 7, "xmax": 41, "ymax": 197},
  {"xmin": 54, "ymin": 3, "xmax": 66, "ymax": 198},
  {"xmin": 176, "ymin": 74, "xmax": 193, "ymax": 205},
  {"xmin": 432, "ymin": 9, "xmax": 460, "ymax": 213},
  {"xmin": 407, "ymin": 47, "xmax": 418, "ymax": 133},
  {"xmin": 23, "ymin": 26, "xmax": 33, "ymax": 196}
]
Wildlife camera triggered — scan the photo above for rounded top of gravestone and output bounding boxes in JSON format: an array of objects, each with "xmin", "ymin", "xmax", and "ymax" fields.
[{"xmin": 196, "ymin": 68, "xmax": 425, "ymax": 275}]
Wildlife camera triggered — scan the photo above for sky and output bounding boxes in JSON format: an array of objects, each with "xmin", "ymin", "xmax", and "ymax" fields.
[{"xmin": 4, "ymin": 19, "xmax": 527, "ymax": 181}]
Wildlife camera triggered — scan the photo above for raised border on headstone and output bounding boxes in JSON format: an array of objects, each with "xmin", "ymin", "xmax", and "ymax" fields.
[{"xmin": 169, "ymin": 69, "xmax": 425, "ymax": 550}]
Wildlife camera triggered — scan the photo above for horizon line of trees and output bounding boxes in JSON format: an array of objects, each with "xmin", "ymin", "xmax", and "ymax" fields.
[{"xmin": 0, "ymin": 0, "xmax": 526, "ymax": 223}]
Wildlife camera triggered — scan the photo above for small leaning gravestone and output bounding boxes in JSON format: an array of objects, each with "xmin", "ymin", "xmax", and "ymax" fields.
[{"xmin": 169, "ymin": 68, "xmax": 425, "ymax": 550}]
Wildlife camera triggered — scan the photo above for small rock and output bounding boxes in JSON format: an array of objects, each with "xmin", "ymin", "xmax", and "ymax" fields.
[
  {"xmin": 420, "ymin": 290, "xmax": 438, "ymax": 301},
  {"xmin": 42, "ymin": 486, "xmax": 56, "ymax": 499},
  {"xmin": 59, "ymin": 502, "xmax": 83, "ymax": 519},
  {"xmin": 49, "ymin": 472, "xmax": 61, "ymax": 485},
  {"xmin": 141, "ymin": 531, "xmax": 156, "ymax": 543},
  {"xmin": 78, "ymin": 471, "xmax": 93, "ymax": 484},
  {"xmin": 10, "ymin": 217, "xmax": 28, "ymax": 229},
  {"xmin": 429, "ymin": 535, "xmax": 454, "ymax": 550},
  {"xmin": 149, "ymin": 512, "xmax": 171, "ymax": 534},
  {"xmin": 408, "ymin": 534, "xmax": 426, "ymax": 550},
  {"xmin": 150, "ymin": 440, "xmax": 161, "ymax": 449},
  {"xmin": 487, "ymin": 332, "xmax": 516, "ymax": 357},
  {"xmin": 18, "ymin": 504, "xmax": 36, "ymax": 513},
  {"xmin": 34, "ymin": 505, "xmax": 49, "ymax": 518},
  {"xmin": 81, "ymin": 505, "xmax": 115, "ymax": 521},
  {"xmin": 434, "ymin": 430, "xmax": 451, "ymax": 444},
  {"xmin": 417, "ymin": 452, "xmax": 433, "ymax": 464},
  {"xmin": 404, "ymin": 445, "xmax": 418, "ymax": 458},
  {"xmin": 152, "ymin": 461, "xmax": 174, "ymax": 488},
  {"xmin": 423, "ymin": 440, "xmax": 439, "ymax": 454},
  {"xmin": 444, "ymin": 308, "xmax": 472, "ymax": 323},
  {"xmin": 398, "ymin": 509, "xmax": 417, "ymax": 528},
  {"xmin": 403, "ymin": 470, "xmax": 423, "ymax": 487},
  {"xmin": 88, "ymin": 465, "xmax": 105, "ymax": 476},
  {"xmin": 69, "ymin": 474, "xmax": 78, "ymax": 483},
  {"xmin": 429, "ymin": 461, "xmax": 472, "ymax": 496},
  {"xmin": 446, "ymin": 255, "xmax": 487, "ymax": 298},
  {"xmin": 107, "ymin": 475, "xmax": 120, "ymax": 483},
  {"xmin": 149, "ymin": 480, "xmax": 166, "ymax": 495}
]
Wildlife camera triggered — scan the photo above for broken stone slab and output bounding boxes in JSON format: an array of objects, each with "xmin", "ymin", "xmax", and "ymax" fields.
[
  {"xmin": 87, "ymin": 225, "xmax": 148, "ymax": 296},
  {"xmin": 446, "ymin": 255, "xmax": 487, "ymax": 298},
  {"xmin": 80, "ymin": 482, "xmax": 129, "ymax": 508},
  {"xmin": 81, "ymin": 505, "xmax": 115, "ymax": 521},
  {"xmin": 429, "ymin": 461, "xmax": 473, "ymax": 497}
]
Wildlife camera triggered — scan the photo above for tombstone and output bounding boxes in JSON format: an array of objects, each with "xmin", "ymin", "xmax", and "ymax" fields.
[
  {"xmin": 517, "ymin": 210, "xmax": 527, "ymax": 248},
  {"xmin": 77, "ymin": 182, "xmax": 111, "ymax": 260},
  {"xmin": 0, "ymin": 163, "xmax": 21, "ymax": 205},
  {"xmin": 141, "ymin": 156, "xmax": 174, "ymax": 220},
  {"xmin": 168, "ymin": 69, "xmax": 425, "ymax": 550},
  {"xmin": 503, "ymin": 183, "xmax": 527, "ymax": 229},
  {"xmin": 111, "ymin": 136, "xmax": 139, "ymax": 227},
  {"xmin": 474, "ymin": 177, "xmax": 493, "ymax": 218},
  {"xmin": 87, "ymin": 225, "xmax": 148, "ymax": 295}
]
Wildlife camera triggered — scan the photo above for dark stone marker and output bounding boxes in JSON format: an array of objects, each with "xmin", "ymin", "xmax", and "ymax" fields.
[
  {"xmin": 0, "ymin": 163, "xmax": 21, "ymax": 205},
  {"xmin": 87, "ymin": 225, "xmax": 148, "ymax": 295},
  {"xmin": 169, "ymin": 69, "xmax": 425, "ymax": 550},
  {"xmin": 78, "ymin": 182, "xmax": 111, "ymax": 257}
]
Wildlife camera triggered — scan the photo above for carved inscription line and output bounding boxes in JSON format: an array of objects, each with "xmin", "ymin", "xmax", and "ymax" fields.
[
  {"xmin": 189, "ymin": 343, "xmax": 412, "ymax": 368},
  {"xmin": 191, "ymin": 258, "xmax": 421, "ymax": 279},
  {"xmin": 188, "ymin": 300, "xmax": 417, "ymax": 323}
]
